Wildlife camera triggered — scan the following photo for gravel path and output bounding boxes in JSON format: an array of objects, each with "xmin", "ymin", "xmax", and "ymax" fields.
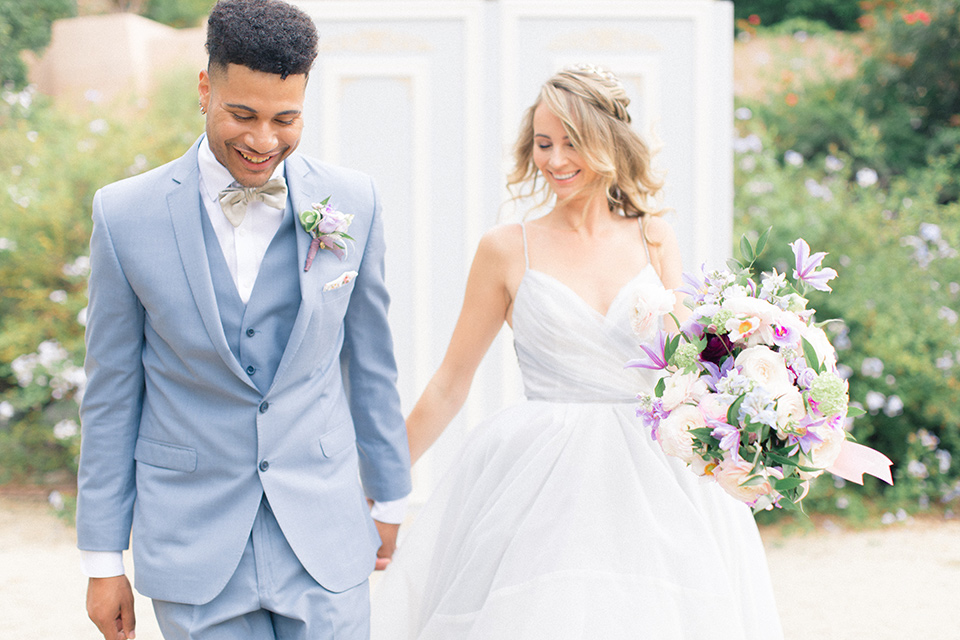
[{"xmin": 2, "ymin": 494, "xmax": 957, "ymax": 639}]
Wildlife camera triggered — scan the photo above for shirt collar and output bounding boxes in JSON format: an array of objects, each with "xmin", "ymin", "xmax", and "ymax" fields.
[{"xmin": 197, "ymin": 135, "xmax": 286, "ymax": 204}]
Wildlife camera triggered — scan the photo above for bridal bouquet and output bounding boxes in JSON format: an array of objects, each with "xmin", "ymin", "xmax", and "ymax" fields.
[{"xmin": 629, "ymin": 231, "xmax": 893, "ymax": 512}]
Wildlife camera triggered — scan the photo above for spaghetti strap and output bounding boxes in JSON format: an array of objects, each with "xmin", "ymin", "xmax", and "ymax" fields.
[
  {"xmin": 638, "ymin": 217, "xmax": 651, "ymax": 263},
  {"xmin": 519, "ymin": 222, "xmax": 530, "ymax": 269}
]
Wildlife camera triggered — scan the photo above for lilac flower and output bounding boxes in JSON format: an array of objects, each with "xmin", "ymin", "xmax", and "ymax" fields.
[
  {"xmin": 626, "ymin": 330, "xmax": 669, "ymax": 370},
  {"xmin": 790, "ymin": 238, "xmax": 837, "ymax": 292},
  {"xmin": 636, "ymin": 396, "xmax": 668, "ymax": 440}
]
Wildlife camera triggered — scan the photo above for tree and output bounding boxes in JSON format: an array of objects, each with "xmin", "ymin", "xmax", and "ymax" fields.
[
  {"xmin": 0, "ymin": 0, "xmax": 75, "ymax": 89},
  {"xmin": 144, "ymin": 0, "xmax": 215, "ymax": 28}
]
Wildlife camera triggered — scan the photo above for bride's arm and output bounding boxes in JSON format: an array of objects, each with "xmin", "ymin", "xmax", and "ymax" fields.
[{"xmin": 406, "ymin": 226, "xmax": 519, "ymax": 464}]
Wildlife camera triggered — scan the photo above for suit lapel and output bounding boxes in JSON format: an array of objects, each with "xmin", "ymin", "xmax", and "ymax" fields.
[
  {"xmin": 270, "ymin": 155, "xmax": 321, "ymax": 389},
  {"xmin": 167, "ymin": 140, "xmax": 258, "ymax": 390}
]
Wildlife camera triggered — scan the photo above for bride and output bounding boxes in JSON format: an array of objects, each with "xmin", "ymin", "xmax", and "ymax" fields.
[{"xmin": 372, "ymin": 65, "xmax": 784, "ymax": 639}]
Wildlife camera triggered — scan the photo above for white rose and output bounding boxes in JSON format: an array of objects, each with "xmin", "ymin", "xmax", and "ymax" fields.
[
  {"xmin": 715, "ymin": 456, "xmax": 776, "ymax": 505},
  {"xmin": 661, "ymin": 371, "xmax": 708, "ymax": 411},
  {"xmin": 631, "ymin": 283, "xmax": 676, "ymax": 340},
  {"xmin": 735, "ymin": 345, "xmax": 792, "ymax": 397},
  {"xmin": 775, "ymin": 388, "xmax": 807, "ymax": 432},
  {"xmin": 801, "ymin": 325, "xmax": 837, "ymax": 372},
  {"xmin": 657, "ymin": 404, "xmax": 704, "ymax": 463},
  {"xmin": 799, "ymin": 424, "xmax": 846, "ymax": 479}
]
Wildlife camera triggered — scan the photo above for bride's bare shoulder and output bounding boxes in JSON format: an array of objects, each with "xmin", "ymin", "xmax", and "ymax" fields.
[
  {"xmin": 475, "ymin": 222, "xmax": 525, "ymax": 263},
  {"xmin": 641, "ymin": 215, "xmax": 677, "ymax": 245}
]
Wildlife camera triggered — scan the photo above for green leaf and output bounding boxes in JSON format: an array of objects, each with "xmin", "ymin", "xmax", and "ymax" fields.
[
  {"xmin": 846, "ymin": 406, "xmax": 866, "ymax": 418},
  {"xmin": 726, "ymin": 396, "xmax": 745, "ymax": 426},
  {"xmin": 766, "ymin": 451, "xmax": 821, "ymax": 473},
  {"xmin": 654, "ymin": 377, "xmax": 666, "ymax": 397},
  {"xmin": 801, "ymin": 337, "xmax": 824, "ymax": 373},
  {"xmin": 740, "ymin": 235, "xmax": 755, "ymax": 263},
  {"xmin": 755, "ymin": 227, "xmax": 771, "ymax": 257},
  {"xmin": 689, "ymin": 428, "xmax": 716, "ymax": 440},
  {"xmin": 663, "ymin": 334, "xmax": 681, "ymax": 364},
  {"xmin": 726, "ymin": 258, "xmax": 744, "ymax": 272},
  {"xmin": 773, "ymin": 476, "xmax": 806, "ymax": 492}
]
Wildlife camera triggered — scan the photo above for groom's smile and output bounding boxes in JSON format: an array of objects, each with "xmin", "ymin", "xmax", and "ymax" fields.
[{"xmin": 198, "ymin": 63, "xmax": 307, "ymax": 188}]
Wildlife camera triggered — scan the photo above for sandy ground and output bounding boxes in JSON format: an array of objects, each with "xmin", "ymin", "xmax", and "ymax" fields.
[{"xmin": 1, "ymin": 493, "xmax": 958, "ymax": 639}]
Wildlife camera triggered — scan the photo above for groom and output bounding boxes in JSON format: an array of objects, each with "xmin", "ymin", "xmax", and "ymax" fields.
[{"xmin": 76, "ymin": 0, "xmax": 411, "ymax": 638}]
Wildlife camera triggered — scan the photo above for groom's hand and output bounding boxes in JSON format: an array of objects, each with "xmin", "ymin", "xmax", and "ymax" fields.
[
  {"xmin": 87, "ymin": 575, "xmax": 136, "ymax": 640},
  {"xmin": 372, "ymin": 519, "xmax": 400, "ymax": 570}
]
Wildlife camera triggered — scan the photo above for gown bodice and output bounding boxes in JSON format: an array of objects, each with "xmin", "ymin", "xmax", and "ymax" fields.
[{"xmin": 512, "ymin": 229, "xmax": 663, "ymax": 404}]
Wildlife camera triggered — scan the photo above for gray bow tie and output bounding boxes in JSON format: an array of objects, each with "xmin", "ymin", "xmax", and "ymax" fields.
[{"xmin": 218, "ymin": 177, "xmax": 288, "ymax": 227}]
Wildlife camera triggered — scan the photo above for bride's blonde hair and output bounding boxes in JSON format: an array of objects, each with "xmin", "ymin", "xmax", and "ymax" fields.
[{"xmin": 507, "ymin": 65, "xmax": 664, "ymax": 219}]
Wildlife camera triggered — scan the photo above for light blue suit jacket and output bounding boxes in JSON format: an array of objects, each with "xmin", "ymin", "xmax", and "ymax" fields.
[{"xmin": 76, "ymin": 138, "xmax": 412, "ymax": 605}]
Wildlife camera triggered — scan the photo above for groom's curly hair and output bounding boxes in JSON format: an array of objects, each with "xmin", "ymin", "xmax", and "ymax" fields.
[{"xmin": 206, "ymin": 0, "xmax": 319, "ymax": 79}]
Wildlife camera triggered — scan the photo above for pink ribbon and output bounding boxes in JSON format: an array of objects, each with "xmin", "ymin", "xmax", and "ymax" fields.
[{"xmin": 828, "ymin": 441, "xmax": 894, "ymax": 485}]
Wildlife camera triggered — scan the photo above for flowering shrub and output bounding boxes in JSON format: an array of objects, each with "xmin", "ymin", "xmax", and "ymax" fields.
[
  {"xmin": 0, "ymin": 72, "xmax": 202, "ymax": 483},
  {"xmin": 746, "ymin": 0, "xmax": 960, "ymax": 197}
]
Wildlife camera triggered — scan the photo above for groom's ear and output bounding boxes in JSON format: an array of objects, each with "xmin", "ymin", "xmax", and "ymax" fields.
[{"xmin": 198, "ymin": 69, "xmax": 211, "ymax": 110}]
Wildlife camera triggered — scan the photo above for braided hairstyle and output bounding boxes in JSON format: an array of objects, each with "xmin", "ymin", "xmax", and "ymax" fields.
[
  {"xmin": 508, "ymin": 65, "xmax": 664, "ymax": 218},
  {"xmin": 206, "ymin": 0, "xmax": 319, "ymax": 79}
]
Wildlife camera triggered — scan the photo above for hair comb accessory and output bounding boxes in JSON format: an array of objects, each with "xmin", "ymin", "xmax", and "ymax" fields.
[{"xmin": 568, "ymin": 63, "xmax": 626, "ymax": 93}]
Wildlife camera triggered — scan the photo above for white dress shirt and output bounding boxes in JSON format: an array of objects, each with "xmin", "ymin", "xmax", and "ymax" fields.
[{"xmin": 81, "ymin": 138, "xmax": 406, "ymax": 578}]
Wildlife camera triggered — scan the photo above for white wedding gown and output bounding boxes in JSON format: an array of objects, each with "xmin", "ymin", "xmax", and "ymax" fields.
[{"xmin": 372, "ymin": 226, "xmax": 784, "ymax": 639}]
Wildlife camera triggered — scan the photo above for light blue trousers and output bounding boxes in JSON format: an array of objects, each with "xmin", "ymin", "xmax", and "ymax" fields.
[{"xmin": 152, "ymin": 497, "xmax": 370, "ymax": 640}]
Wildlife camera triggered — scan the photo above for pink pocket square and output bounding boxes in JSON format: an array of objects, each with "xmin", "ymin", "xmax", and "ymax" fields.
[{"xmin": 323, "ymin": 271, "xmax": 358, "ymax": 292}]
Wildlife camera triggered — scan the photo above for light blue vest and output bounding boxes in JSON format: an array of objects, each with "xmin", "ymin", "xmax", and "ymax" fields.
[{"xmin": 200, "ymin": 203, "xmax": 301, "ymax": 393}]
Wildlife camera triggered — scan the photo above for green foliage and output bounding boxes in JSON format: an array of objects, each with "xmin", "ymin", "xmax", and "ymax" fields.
[
  {"xmin": 0, "ymin": 71, "xmax": 203, "ymax": 483},
  {"xmin": 734, "ymin": 0, "xmax": 863, "ymax": 32},
  {"xmin": 144, "ymin": 0, "xmax": 216, "ymax": 28},
  {"xmin": 0, "ymin": 0, "xmax": 75, "ymax": 89}
]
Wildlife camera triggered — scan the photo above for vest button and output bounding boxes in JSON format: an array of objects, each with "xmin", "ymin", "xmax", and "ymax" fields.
[
  {"xmin": 259, "ymin": 401, "xmax": 269, "ymax": 413},
  {"xmin": 246, "ymin": 365, "xmax": 256, "ymax": 375},
  {"xmin": 246, "ymin": 328, "xmax": 255, "ymax": 337},
  {"xmin": 259, "ymin": 460, "xmax": 269, "ymax": 472}
]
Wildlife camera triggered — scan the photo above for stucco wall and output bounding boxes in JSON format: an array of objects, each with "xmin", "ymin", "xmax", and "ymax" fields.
[{"xmin": 26, "ymin": 13, "xmax": 206, "ymax": 107}]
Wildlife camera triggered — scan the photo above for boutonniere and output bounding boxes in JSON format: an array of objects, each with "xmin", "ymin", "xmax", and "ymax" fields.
[{"xmin": 299, "ymin": 196, "xmax": 354, "ymax": 272}]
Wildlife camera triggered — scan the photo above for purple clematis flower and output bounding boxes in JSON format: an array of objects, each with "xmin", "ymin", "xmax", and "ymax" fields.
[
  {"xmin": 786, "ymin": 415, "xmax": 826, "ymax": 454},
  {"xmin": 790, "ymin": 238, "xmax": 838, "ymax": 292},
  {"xmin": 709, "ymin": 419, "xmax": 742, "ymax": 462},
  {"xmin": 677, "ymin": 265, "xmax": 709, "ymax": 302},
  {"xmin": 626, "ymin": 330, "xmax": 669, "ymax": 370}
]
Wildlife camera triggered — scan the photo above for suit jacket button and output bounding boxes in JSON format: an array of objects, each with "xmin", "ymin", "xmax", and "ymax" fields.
[
  {"xmin": 246, "ymin": 328, "xmax": 255, "ymax": 337},
  {"xmin": 259, "ymin": 401, "xmax": 269, "ymax": 413},
  {"xmin": 246, "ymin": 365, "xmax": 256, "ymax": 375},
  {"xmin": 259, "ymin": 460, "xmax": 269, "ymax": 472}
]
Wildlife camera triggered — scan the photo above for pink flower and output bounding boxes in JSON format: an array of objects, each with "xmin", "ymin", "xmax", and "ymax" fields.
[
  {"xmin": 903, "ymin": 10, "xmax": 931, "ymax": 25},
  {"xmin": 715, "ymin": 457, "xmax": 777, "ymax": 506}
]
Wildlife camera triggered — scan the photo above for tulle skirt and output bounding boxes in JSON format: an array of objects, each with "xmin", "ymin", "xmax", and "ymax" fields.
[{"xmin": 372, "ymin": 400, "xmax": 784, "ymax": 639}]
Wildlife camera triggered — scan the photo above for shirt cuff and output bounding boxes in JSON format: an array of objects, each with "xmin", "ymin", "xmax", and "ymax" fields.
[
  {"xmin": 369, "ymin": 496, "xmax": 409, "ymax": 524},
  {"xmin": 80, "ymin": 550, "xmax": 125, "ymax": 578}
]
